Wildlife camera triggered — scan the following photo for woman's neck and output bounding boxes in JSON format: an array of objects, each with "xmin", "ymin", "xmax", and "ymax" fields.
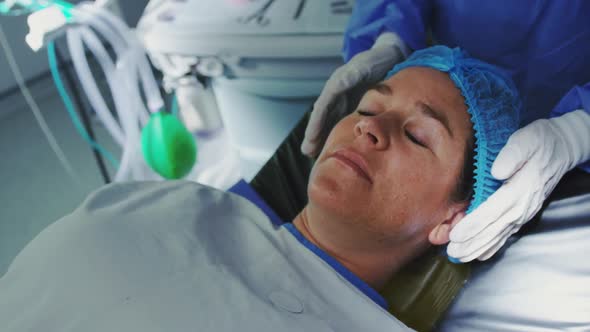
[{"xmin": 292, "ymin": 206, "xmax": 422, "ymax": 291}]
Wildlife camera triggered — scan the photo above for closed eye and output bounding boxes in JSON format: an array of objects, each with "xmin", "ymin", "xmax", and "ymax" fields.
[
  {"xmin": 359, "ymin": 110, "xmax": 428, "ymax": 149},
  {"xmin": 357, "ymin": 110, "xmax": 375, "ymax": 116},
  {"xmin": 405, "ymin": 130, "xmax": 427, "ymax": 148}
]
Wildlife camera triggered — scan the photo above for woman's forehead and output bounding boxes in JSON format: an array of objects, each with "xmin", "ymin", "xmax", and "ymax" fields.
[
  {"xmin": 385, "ymin": 67, "xmax": 471, "ymax": 136},
  {"xmin": 386, "ymin": 67, "xmax": 461, "ymax": 100}
]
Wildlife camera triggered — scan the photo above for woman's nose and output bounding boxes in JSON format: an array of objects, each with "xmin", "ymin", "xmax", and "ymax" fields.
[{"xmin": 354, "ymin": 116, "xmax": 390, "ymax": 150}]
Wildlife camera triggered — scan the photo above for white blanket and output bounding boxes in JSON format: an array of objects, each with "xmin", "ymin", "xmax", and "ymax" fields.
[
  {"xmin": 438, "ymin": 194, "xmax": 590, "ymax": 331},
  {"xmin": 0, "ymin": 181, "xmax": 411, "ymax": 332}
]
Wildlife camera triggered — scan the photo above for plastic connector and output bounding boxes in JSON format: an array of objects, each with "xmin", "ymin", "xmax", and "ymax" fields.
[{"xmin": 25, "ymin": 6, "xmax": 69, "ymax": 52}]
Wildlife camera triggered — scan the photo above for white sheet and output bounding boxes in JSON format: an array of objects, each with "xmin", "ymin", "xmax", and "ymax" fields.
[
  {"xmin": 438, "ymin": 194, "xmax": 590, "ymax": 331},
  {"xmin": 0, "ymin": 181, "xmax": 411, "ymax": 332}
]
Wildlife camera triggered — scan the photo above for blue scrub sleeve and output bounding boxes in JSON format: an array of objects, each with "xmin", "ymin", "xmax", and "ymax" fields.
[
  {"xmin": 550, "ymin": 81, "xmax": 590, "ymax": 172},
  {"xmin": 343, "ymin": 0, "xmax": 432, "ymax": 62}
]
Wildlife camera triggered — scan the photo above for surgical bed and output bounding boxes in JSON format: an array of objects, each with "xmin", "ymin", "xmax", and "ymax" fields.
[{"xmin": 249, "ymin": 110, "xmax": 590, "ymax": 331}]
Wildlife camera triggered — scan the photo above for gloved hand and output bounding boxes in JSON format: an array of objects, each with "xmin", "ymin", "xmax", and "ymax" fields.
[
  {"xmin": 447, "ymin": 109, "xmax": 590, "ymax": 262},
  {"xmin": 301, "ymin": 32, "xmax": 408, "ymax": 157}
]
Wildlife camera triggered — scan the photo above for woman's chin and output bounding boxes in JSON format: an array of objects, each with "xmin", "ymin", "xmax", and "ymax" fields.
[{"xmin": 307, "ymin": 173, "xmax": 362, "ymax": 217}]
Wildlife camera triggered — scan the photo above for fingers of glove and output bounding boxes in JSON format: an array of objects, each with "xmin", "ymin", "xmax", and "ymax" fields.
[
  {"xmin": 303, "ymin": 46, "xmax": 402, "ymax": 156},
  {"xmin": 329, "ymin": 93, "xmax": 353, "ymax": 120},
  {"xmin": 542, "ymin": 160, "xmax": 570, "ymax": 200},
  {"xmin": 504, "ymin": 166, "xmax": 546, "ymax": 224},
  {"xmin": 522, "ymin": 188, "xmax": 545, "ymax": 224},
  {"xmin": 449, "ymin": 195, "xmax": 529, "ymax": 262},
  {"xmin": 447, "ymin": 209, "xmax": 516, "ymax": 260},
  {"xmin": 303, "ymin": 94, "xmax": 352, "ymax": 156},
  {"xmin": 362, "ymin": 46, "xmax": 404, "ymax": 80},
  {"xmin": 452, "ymin": 168, "xmax": 536, "ymax": 248},
  {"xmin": 300, "ymin": 135, "xmax": 317, "ymax": 156},
  {"xmin": 309, "ymin": 69, "xmax": 360, "ymax": 123},
  {"xmin": 449, "ymin": 224, "xmax": 516, "ymax": 263},
  {"xmin": 302, "ymin": 107, "xmax": 327, "ymax": 154},
  {"xmin": 491, "ymin": 128, "xmax": 537, "ymax": 180},
  {"xmin": 324, "ymin": 63, "xmax": 364, "ymax": 96},
  {"xmin": 304, "ymin": 62, "xmax": 366, "ymax": 140},
  {"xmin": 449, "ymin": 180, "xmax": 521, "ymax": 243},
  {"xmin": 476, "ymin": 226, "xmax": 519, "ymax": 261}
]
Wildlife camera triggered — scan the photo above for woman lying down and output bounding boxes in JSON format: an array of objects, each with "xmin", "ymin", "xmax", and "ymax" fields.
[{"xmin": 0, "ymin": 46, "xmax": 520, "ymax": 332}]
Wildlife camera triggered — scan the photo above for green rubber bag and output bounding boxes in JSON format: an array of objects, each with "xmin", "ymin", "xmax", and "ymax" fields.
[{"xmin": 141, "ymin": 112, "xmax": 197, "ymax": 179}]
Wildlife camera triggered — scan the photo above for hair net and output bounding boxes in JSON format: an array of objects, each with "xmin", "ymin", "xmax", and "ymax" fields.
[{"xmin": 386, "ymin": 46, "xmax": 521, "ymax": 214}]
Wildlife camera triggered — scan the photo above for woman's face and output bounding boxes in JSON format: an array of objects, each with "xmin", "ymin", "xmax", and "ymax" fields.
[{"xmin": 308, "ymin": 67, "xmax": 473, "ymax": 243}]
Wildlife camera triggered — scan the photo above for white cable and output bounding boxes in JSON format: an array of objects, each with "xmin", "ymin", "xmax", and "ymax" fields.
[
  {"xmin": 78, "ymin": 27, "xmax": 153, "ymax": 180},
  {"xmin": 81, "ymin": 3, "xmax": 163, "ymax": 112},
  {"xmin": 0, "ymin": 22, "xmax": 82, "ymax": 186},
  {"xmin": 71, "ymin": 4, "xmax": 157, "ymax": 124},
  {"xmin": 75, "ymin": 3, "xmax": 165, "ymax": 180},
  {"xmin": 76, "ymin": 26, "xmax": 154, "ymax": 181},
  {"xmin": 66, "ymin": 28, "xmax": 126, "ymax": 146},
  {"xmin": 116, "ymin": 49, "xmax": 146, "ymax": 180},
  {"xmin": 65, "ymin": 22, "xmax": 134, "ymax": 181},
  {"xmin": 56, "ymin": 1, "xmax": 165, "ymax": 181},
  {"xmin": 92, "ymin": 5, "xmax": 163, "ymax": 112},
  {"xmin": 115, "ymin": 41, "xmax": 150, "ymax": 125},
  {"xmin": 74, "ymin": 3, "xmax": 164, "ymax": 113},
  {"xmin": 75, "ymin": 26, "xmax": 137, "ymax": 181}
]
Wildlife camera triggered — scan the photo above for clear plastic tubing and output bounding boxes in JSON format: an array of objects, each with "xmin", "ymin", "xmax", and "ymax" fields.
[
  {"xmin": 76, "ymin": 4, "xmax": 164, "ymax": 113},
  {"xmin": 66, "ymin": 28, "xmax": 125, "ymax": 146},
  {"xmin": 77, "ymin": 27, "xmax": 138, "ymax": 181}
]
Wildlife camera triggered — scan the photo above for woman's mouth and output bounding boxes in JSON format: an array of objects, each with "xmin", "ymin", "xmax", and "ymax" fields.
[{"xmin": 331, "ymin": 149, "xmax": 373, "ymax": 183}]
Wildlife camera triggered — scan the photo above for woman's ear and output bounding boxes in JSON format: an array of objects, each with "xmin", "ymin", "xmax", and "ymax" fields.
[{"xmin": 428, "ymin": 204, "xmax": 466, "ymax": 245}]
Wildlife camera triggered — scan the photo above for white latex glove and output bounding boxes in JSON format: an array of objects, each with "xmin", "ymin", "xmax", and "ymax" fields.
[
  {"xmin": 301, "ymin": 32, "xmax": 408, "ymax": 157},
  {"xmin": 447, "ymin": 109, "xmax": 590, "ymax": 262}
]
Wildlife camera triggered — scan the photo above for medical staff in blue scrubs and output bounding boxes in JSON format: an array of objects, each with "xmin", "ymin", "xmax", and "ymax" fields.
[{"xmin": 301, "ymin": 0, "xmax": 590, "ymax": 263}]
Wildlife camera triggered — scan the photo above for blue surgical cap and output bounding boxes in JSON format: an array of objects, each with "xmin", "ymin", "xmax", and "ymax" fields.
[{"xmin": 386, "ymin": 46, "xmax": 521, "ymax": 214}]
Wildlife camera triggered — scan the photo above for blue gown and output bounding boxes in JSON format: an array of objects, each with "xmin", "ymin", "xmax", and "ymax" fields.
[{"xmin": 343, "ymin": 0, "xmax": 590, "ymax": 128}]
